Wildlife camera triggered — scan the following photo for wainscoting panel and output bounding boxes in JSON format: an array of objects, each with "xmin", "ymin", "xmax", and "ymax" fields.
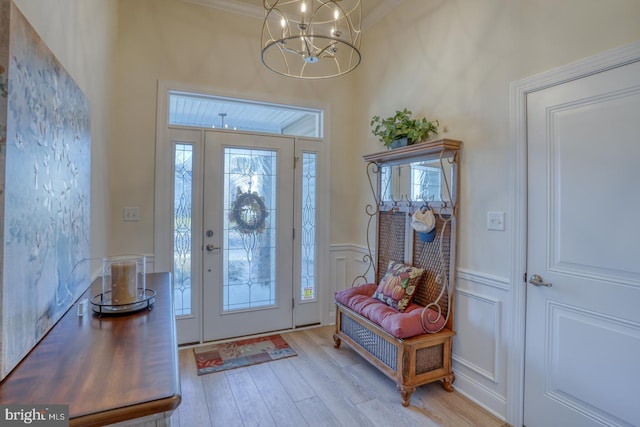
[
  {"xmin": 454, "ymin": 269, "xmax": 510, "ymax": 419},
  {"xmin": 453, "ymin": 289, "xmax": 500, "ymax": 383},
  {"xmin": 328, "ymin": 244, "xmax": 372, "ymax": 322}
]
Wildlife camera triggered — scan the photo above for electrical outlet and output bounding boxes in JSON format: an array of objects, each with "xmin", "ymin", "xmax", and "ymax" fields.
[
  {"xmin": 123, "ymin": 206, "xmax": 140, "ymax": 222},
  {"xmin": 487, "ymin": 211, "xmax": 505, "ymax": 231}
]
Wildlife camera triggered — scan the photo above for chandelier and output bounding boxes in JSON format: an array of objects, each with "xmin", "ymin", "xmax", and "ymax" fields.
[{"xmin": 261, "ymin": 0, "xmax": 362, "ymax": 79}]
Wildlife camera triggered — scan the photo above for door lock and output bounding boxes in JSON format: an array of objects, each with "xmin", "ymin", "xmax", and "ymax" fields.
[{"xmin": 528, "ymin": 274, "xmax": 552, "ymax": 287}]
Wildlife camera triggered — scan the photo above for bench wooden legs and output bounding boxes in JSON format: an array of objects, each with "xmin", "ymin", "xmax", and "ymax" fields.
[
  {"xmin": 332, "ymin": 333, "xmax": 341, "ymax": 349},
  {"xmin": 398, "ymin": 374, "xmax": 454, "ymax": 407},
  {"xmin": 334, "ymin": 305, "xmax": 456, "ymax": 407},
  {"xmin": 397, "ymin": 385, "xmax": 416, "ymax": 407},
  {"xmin": 443, "ymin": 373, "xmax": 455, "ymax": 392}
]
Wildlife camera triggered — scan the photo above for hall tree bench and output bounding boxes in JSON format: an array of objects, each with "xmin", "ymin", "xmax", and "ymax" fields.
[
  {"xmin": 0, "ymin": 272, "xmax": 181, "ymax": 426},
  {"xmin": 333, "ymin": 139, "xmax": 461, "ymax": 407}
]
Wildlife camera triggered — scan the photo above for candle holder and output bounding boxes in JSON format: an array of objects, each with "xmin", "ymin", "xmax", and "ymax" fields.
[{"xmin": 91, "ymin": 255, "xmax": 155, "ymax": 315}]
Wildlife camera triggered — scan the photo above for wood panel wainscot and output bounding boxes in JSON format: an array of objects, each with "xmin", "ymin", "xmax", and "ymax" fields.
[{"xmin": 0, "ymin": 272, "xmax": 181, "ymax": 427}]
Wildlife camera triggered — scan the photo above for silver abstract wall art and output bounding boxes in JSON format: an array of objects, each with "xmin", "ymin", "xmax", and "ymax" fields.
[{"xmin": 0, "ymin": 0, "xmax": 91, "ymax": 381}]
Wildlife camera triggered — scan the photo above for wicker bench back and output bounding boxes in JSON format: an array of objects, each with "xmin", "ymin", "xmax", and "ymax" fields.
[{"xmin": 376, "ymin": 210, "xmax": 451, "ymax": 317}]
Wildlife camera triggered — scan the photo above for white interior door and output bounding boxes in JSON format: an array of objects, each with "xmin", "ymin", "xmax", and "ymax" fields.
[
  {"xmin": 202, "ymin": 131, "xmax": 294, "ymax": 341},
  {"xmin": 525, "ymin": 60, "xmax": 640, "ymax": 427}
]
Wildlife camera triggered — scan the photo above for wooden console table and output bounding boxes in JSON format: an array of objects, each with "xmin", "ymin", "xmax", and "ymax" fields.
[{"xmin": 0, "ymin": 272, "xmax": 181, "ymax": 426}]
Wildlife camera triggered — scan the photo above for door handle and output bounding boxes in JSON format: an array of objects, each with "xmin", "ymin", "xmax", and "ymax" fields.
[
  {"xmin": 528, "ymin": 274, "xmax": 552, "ymax": 287},
  {"xmin": 205, "ymin": 244, "xmax": 220, "ymax": 252}
]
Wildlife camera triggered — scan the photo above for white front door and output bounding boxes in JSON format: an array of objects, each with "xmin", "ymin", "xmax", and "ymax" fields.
[
  {"xmin": 524, "ymin": 59, "xmax": 640, "ymax": 426},
  {"xmin": 202, "ymin": 131, "xmax": 294, "ymax": 341}
]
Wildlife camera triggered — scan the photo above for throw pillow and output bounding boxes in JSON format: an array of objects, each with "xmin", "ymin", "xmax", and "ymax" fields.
[{"xmin": 373, "ymin": 260, "xmax": 424, "ymax": 312}]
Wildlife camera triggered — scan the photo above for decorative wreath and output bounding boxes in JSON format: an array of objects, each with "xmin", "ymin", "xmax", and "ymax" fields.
[{"xmin": 228, "ymin": 188, "xmax": 269, "ymax": 234}]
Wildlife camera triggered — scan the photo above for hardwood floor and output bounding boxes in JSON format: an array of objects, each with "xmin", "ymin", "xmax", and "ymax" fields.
[{"xmin": 174, "ymin": 326, "xmax": 507, "ymax": 427}]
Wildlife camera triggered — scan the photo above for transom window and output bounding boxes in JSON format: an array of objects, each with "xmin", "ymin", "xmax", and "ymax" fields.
[{"xmin": 169, "ymin": 91, "xmax": 323, "ymax": 138}]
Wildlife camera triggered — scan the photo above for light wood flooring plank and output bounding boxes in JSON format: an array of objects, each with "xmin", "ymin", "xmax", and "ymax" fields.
[
  {"xmin": 356, "ymin": 398, "xmax": 441, "ymax": 427},
  {"xmin": 417, "ymin": 383, "xmax": 503, "ymax": 427},
  {"xmin": 247, "ymin": 362, "xmax": 308, "ymax": 427},
  {"xmin": 177, "ymin": 326, "xmax": 506, "ymax": 427},
  {"xmin": 226, "ymin": 369, "xmax": 276, "ymax": 426},
  {"xmin": 284, "ymin": 343, "xmax": 373, "ymax": 426},
  {"xmin": 285, "ymin": 331, "xmax": 375, "ymax": 405},
  {"xmin": 302, "ymin": 326, "xmax": 362, "ymax": 368},
  {"xmin": 344, "ymin": 361, "xmax": 446, "ymax": 426},
  {"xmin": 177, "ymin": 349, "xmax": 213, "ymax": 427},
  {"xmin": 294, "ymin": 396, "xmax": 342, "ymax": 427},
  {"xmin": 267, "ymin": 358, "xmax": 316, "ymax": 402},
  {"xmin": 201, "ymin": 371, "xmax": 244, "ymax": 427}
]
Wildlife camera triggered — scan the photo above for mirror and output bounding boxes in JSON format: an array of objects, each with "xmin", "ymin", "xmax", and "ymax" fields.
[{"xmin": 380, "ymin": 156, "xmax": 453, "ymax": 204}]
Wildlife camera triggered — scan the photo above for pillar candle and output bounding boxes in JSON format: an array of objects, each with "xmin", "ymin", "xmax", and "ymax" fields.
[{"xmin": 111, "ymin": 261, "xmax": 137, "ymax": 304}]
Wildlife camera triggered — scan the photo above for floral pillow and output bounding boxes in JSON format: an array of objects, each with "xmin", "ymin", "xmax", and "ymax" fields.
[{"xmin": 373, "ymin": 260, "xmax": 424, "ymax": 312}]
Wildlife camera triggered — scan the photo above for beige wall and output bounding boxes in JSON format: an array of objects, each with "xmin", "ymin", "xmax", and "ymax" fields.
[
  {"xmin": 12, "ymin": 0, "xmax": 640, "ymax": 296},
  {"xmin": 352, "ymin": 3, "xmax": 639, "ymax": 417},
  {"xmin": 14, "ymin": 0, "xmax": 117, "ymax": 269},
  {"xmin": 110, "ymin": 0, "xmax": 357, "ymax": 256},
  {"xmin": 9, "ymin": 0, "xmax": 640, "ymax": 419},
  {"xmin": 354, "ymin": 0, "xmax": 640, "ymax": 277}
]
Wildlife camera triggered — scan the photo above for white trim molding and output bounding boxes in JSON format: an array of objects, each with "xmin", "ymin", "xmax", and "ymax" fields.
[
  {"xmin": 180, "ymin": 0, "xmax": 406, "ymax": 30},
  {"xmin": 181, "ymin": 0, "xmax": 262, "ymax": 19},
  {"xmin": 457, "ymin": 268, "xmax": 510, "ymax": 292},
  {"xmin": 454, "ymin": 370, "xmax": 507, "ymax": 422},
  {"xmin": 508, "ymin": 40, "xmax": 640, "ymax": 427}
]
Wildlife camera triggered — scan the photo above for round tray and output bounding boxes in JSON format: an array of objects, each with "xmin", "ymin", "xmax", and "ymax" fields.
[{"xmin": 91, "ymin": 288, "xmax": 156, "ymax": 315}]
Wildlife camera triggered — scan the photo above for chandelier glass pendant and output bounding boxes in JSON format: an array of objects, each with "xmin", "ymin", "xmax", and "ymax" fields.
[{"xmin": 261, "ymin": 0, "xmax": 362, "ymax": 79}]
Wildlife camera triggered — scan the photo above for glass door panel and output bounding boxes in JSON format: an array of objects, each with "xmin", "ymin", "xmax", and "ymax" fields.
[
  {"xmin": 223, "ymin": 148, "xmax": 278, "ymax": 311},
  {"xmin": 169, "ymin": 128, "xmax": 203, "ymax": 345},
  {"xmin": 300, "ymin": 152, "xmax": 317, "ymax": 301},
  {"xmin": 174, "ymin": 143, "xmax": 194, "ymax": 316},
  {"xmin": 203, "ymin": 132, "xmax": 294, "ymax": 341},
  {"xmin": 292, "ymin": 139, "xmax": 324, "ymax": 327}
]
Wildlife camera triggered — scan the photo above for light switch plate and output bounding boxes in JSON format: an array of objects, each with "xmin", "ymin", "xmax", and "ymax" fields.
[
  {"xmin": 123, "ymin": 206, "xmax": 140, "ymax": 222},
  {"xmin": 487, "ymin": 211, "xmax": 505, "ymax": 231}
]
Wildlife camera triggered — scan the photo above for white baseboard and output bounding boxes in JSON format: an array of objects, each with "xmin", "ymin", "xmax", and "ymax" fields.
[{"xmin": 453, "ymin": 370, "xmax": 507, "ymax": 422}]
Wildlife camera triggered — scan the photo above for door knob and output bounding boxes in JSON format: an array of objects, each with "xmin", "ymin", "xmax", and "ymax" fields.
[
  {"xmin": 205, "ymin": 244, "xmax": 220, "ymax": 252},
  {"xmin": 528, "ymin": 274, "xmax": 552, "ymax": 287}
]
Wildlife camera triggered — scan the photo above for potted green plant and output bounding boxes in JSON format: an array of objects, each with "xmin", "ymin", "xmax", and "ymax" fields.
[{"xmin": 370, "ymin": 108, "xmax": 439, "ymax": 149}]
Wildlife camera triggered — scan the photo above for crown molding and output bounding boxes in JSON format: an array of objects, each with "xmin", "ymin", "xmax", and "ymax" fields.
[
  {"xmin": 181, "ymin": 0, "xmax": 405, "ymax": 29},
  {"xmin": 181, "ymin": 0, "xmax": 263, "ymax": 20}
]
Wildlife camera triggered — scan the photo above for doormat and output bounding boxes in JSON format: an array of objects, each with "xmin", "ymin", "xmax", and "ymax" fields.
[{"xmin": 193, "ymin": 334, "xmax": 297, "ymax": 376}]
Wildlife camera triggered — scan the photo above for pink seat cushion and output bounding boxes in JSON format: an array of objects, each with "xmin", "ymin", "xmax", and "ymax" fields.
[{"xmin": 335, "ymin": 284, "xmax": 446, "ymax": 339}]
